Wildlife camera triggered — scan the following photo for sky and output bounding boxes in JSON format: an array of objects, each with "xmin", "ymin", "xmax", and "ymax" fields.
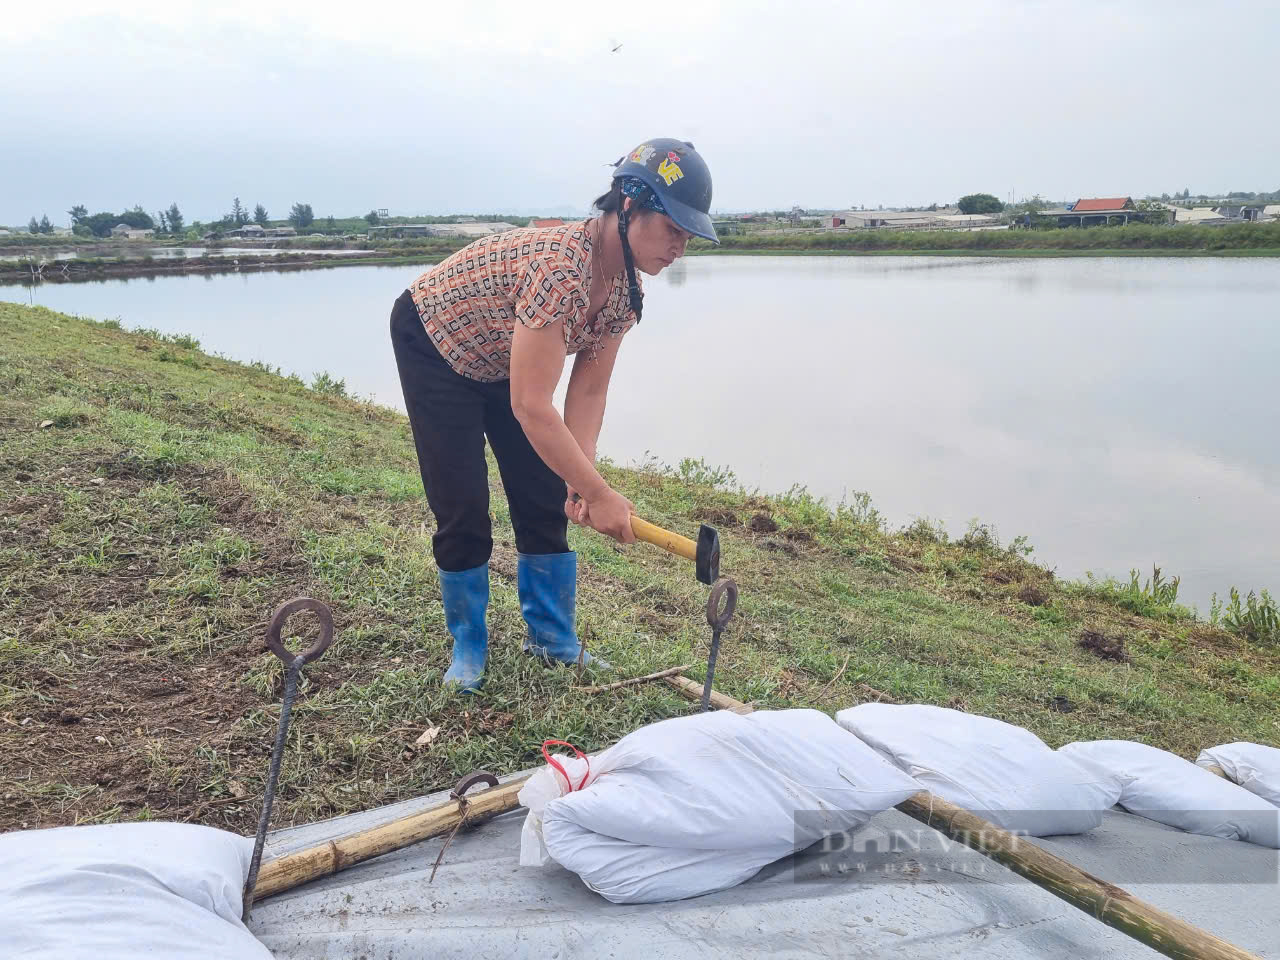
[{"xmin": 4, "ymin": 0, "xmax": 1278, "ymax": 226}]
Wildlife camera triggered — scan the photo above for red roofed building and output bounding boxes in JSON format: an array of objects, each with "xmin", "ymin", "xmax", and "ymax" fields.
[
  {"xmin": 1071, "ymin": 197, "xmax": 1135, "ymax": 213},
  {"xmin": 531, "ymin": 218, "xmax": 564, "ymax": 228},
  {"xmin": 1053, "ymin": 196, "xmax": 1170, "ymax": 227}
]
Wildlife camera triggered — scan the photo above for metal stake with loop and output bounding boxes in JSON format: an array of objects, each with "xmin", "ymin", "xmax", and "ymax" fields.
[
  {"xmin": 701, "ymin": 578, "xmax": 738, "ymax": 711},
  {"xmin": 241, "ymin": 597, "xmax": 334, "ymax": 923}
]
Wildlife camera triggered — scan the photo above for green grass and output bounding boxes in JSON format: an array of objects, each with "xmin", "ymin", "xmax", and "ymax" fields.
[
  {"xmin": 1, "ymin": 302, "xmax": 1277, "ymax": 833},
  {"xmin": 694, "ymin": 221, "xmax": 1280, "ymax": 254},
  {"xmin": 687, "ymin": 247, "xmax": 1280, "ymax": 258}
]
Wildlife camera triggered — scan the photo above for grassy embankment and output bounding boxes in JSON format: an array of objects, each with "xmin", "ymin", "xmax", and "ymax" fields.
[
  {"xmin": 690, "ymin": 221, "xmax": 1280, "ymax": 256},
  {"xmin": 2, "ymin": 303, "xmax": 1277, "ymax": 834}
]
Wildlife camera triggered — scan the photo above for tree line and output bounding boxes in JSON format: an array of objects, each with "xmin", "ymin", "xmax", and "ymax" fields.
[{"xmin": 23, "ymin": 199, "xmax": 323, "ymax": 237}]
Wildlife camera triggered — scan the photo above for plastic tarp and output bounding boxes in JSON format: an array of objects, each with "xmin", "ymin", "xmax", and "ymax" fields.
[{"xmin": 250, "ymin": 772, "xmax": 1280, "ymax": 959}]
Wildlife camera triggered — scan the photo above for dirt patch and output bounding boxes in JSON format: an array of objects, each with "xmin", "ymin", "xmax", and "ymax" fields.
[
  {"xmin": 782, "ymin": 528, "xmax": 814, "ymax": 544},
  {"xmin": 887, "ymin": 554, "xmax": 926, "ymax": 574},
  {"xmin": 762, "ymin": 539, "xmax": 798, "ymax": 558},
  {"xmin": 1017, "ymin": 584, "xmax": 1049, "ymax": 607},
  {"xmin": 1078, "ymin": 629, "xmax": 1129, "ymax": 663},
  {"xmin": 692, "ymin": 507, "xmax": 739, "ymax": 527},
  {"xmin": 0, "ymin": 456, "xmax": 316, "ymax": 832},
  {"xmin": 6, "ymin": 638, "xmax": 270, "ymax": 832},
  {"xmin": 748, "ymin": 512, "xmax": 778, "ymax": 533}
]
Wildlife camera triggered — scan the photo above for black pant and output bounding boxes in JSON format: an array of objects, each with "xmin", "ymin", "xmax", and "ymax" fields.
[{"xmin": 390, "ymin": 289, "xmax": 569, "ymax": 571}]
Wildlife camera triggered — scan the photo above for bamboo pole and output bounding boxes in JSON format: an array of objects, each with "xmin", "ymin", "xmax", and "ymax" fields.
[
  {"xmin": 663, "ymin": 674, "xmax": 754, "ymax": 713},
  {"xmin": 894, "ymin": 792, "xmax": 1258, "ymax": 960},
  {"xmin": 251, "ymin": 678, "xmax": 1262, "ymax": 958},
  {"xmin": 252, "ymin": 778, "xmax": 529, "ymax": 900}
]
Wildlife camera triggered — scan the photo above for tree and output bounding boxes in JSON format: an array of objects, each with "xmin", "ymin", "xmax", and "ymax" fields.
[
  {"xmin": 166, "ymin": 203, "xmax": 184, "ymax": 234},
  {"xmin": 81, "ymin": 212, "xmax": 118, "ymax": 237},
  {"xmin": 157, "ymin": 211, "xmax": 169, "ymax": 234},
  {"xmin": 365, "ymin": 209, "xmax": 380, "ymax": 225},
  {"xmin": 230, "ymin": 197, "xmax": 249, "ymax": 226},
  {"xmin": 118, "ymin": 206, "xmax": 155, "ymax": 229},
  {"xmin": 957, "ymin": 193, "xmax": 1005, "ymax": 215},
  {"xmin": 39, "ymin": 215, "xmax": 53, "ymax": 234},
  {"xmin": 1182, "ymin": 188, "xmax": 1191, "ymax": 200},
  {"xmin": 28, "ymin": 217, "xmax": 39, "ymax": 234},
  {"xmin": 325, "ymin": 215, "xmax": 335, "ymax": 230},
  {"xmin": 68, "ymin": 204, "xmax": 88, "ymax": 225},
  {"xmin": 253, "ymin": 203, "xmax": 269, "ymax": 226},
  {"xmin": 288, "ymin": 202, "xmax": 314, "ymax": 228}
]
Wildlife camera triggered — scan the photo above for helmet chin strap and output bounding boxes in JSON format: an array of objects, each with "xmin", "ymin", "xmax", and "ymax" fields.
[{"xmin": 616, "ymin": 203, "xmax": 644, "ymax": 324}]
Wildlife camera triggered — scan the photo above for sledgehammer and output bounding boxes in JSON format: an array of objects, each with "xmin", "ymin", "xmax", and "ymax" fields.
[{"xmin": 573, "ymin": 495, "xmax": 720, "ymax": 585}]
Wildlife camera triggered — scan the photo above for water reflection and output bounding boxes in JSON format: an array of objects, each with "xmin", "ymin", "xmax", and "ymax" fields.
[{"xmin": 5, "ymin": 255, "xmax": 1278, "ymax": 608}]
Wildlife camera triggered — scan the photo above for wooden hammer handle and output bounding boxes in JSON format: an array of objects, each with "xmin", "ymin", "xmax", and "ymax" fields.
[{"xmin": 630, "ymin": 516, "xmax": 697, "ymax": 562}]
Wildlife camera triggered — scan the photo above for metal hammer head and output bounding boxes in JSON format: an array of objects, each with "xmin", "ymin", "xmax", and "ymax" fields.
[{"xmin": 696, "ymin": 524, "xmax": 720, "ymax": 585}]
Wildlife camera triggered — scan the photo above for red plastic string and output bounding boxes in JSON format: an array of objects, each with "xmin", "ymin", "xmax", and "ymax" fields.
[{"xmin": 541, "ymin": 739, "xmax": 590, "ymax": 792}]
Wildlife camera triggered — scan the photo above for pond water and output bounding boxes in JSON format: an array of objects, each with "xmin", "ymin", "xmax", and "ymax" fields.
[{"xmin": 6, "ymin": 254, "xmax": 1278, "ymax": 611}]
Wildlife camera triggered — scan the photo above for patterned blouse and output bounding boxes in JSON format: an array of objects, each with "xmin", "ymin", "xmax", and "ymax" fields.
[{"xmin": 407, "ymin": 221, "xmax": 641, "ymax": 382}]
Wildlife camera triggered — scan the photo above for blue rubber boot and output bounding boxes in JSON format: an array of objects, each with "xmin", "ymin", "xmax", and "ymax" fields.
[
  {"xmin": 438, "ymin": 563, "xmax": 489, "ymax": 693},
  {"xmin": 518, "ymin": 552, "xmax": 610, "ymax": 670}
]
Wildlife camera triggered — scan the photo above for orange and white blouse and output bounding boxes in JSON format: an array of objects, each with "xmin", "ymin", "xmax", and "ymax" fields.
[{"xmin": 407, "ymin": 221, "xmax": 640, "ymax": 382}]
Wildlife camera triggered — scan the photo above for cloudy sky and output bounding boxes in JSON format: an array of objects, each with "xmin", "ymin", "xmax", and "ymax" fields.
[{"xmin": 5, "ymin": 0, "xmax": 1277, "ymax": 225}]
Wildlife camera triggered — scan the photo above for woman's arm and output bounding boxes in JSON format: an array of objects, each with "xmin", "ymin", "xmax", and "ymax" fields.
[
  {"xmin": 563, "ymin": 331, "xmax": 625, "ymax": 464},
  {"xmin": 509, "ymin": 321, "xmax": 635, "ymax": 542}
]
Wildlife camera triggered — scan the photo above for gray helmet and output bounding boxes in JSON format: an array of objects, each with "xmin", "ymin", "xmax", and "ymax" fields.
[{"xmin": 613, "ymin": 138, "xmax": 717, "ymax": 243}]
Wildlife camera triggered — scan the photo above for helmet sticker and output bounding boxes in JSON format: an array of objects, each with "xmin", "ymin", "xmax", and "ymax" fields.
[
  {"xmin": 666, "ymin": 150, "xmax": 681, "ymax": 163},
  {"xmin": 657, "ymin": 157, "xmax": 684, "ymax": 187},
  {"xmin": 630, "ymin": 144, "xmax": 656, "ymax": 165}
]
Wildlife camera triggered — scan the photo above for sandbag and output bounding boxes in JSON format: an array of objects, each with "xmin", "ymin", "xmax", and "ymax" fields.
[
  {"xmin": 1197, "ymin": 742, "xmax": 1280, "ymax": 808},
  {"xmin": 1061, "ymin": 739, "xmax": 1280, "ymax": 848},
  {"xmin": 519, "ymin": 708, "xmax": 921, "ymax": 904},
  {"xmin": 0, "ymin": 821, "xmax": 272, "ymax": 960},
  {"xmin": 836, "ymin": 703, "xmax": 1120, "ymax": 836}
]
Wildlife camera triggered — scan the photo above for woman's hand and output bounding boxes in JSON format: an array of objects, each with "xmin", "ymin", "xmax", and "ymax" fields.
[
  {"xmin": 581, "ymin": 487, "xmax": 636, "ymax": 543},
  {"xmin": 565, "ymin": 485, "xmax": 588, "ymax": 525}
]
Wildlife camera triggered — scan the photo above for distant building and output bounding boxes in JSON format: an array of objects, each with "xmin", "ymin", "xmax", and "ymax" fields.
[
  {"xmin": 1173, "ymin": 207, "xmax": 1228, "ymax": 225},
  {"xmin": 263, "ymin": 226, "xmax": 296, "ymax": 237},
  {"xmin": 368, "ymin": 222, "xmax": 520, "ymax": 240},
  {"xmin": 933, "ymin": 214, "xmax": 1002, "ymax": 229},
  {"xmin": 435, "ymin": 221, "xmax": 520, "ymax": 237},
  {"xmin": 1044, "ymin": 198, "xmax": 1170, "ymax": 227},
  {"xmin": 111, "ymin": 223, "xmax": 155, "ymax": 239},
  {"xmin": 830, "ymin": 210, "xmax": 940, "ymax": 229},
  {"xmin": 0, "ymin": 228, "xmax": 10, "ymax": 236},
  {"xmin": 231, "ymin": 223, "xmax": 265, "ymax": 238},
  {"xmin": 1262, "ymin": 204, "xmax": 1280, "ymax": 221},
  {"xmin": 1212, "ymin": 204, "xmax": 1263, "ymax": 222}
]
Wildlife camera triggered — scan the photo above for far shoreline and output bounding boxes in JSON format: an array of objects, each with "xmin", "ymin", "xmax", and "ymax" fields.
[{"xmin": 3, "ymin": 245, "xmax": 1280, "ymax": 287}]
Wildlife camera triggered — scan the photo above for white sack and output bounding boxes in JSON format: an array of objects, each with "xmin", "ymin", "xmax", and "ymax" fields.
[
  {"xmin": 836, "ymin": 703, "xmax": 1121, "ymax": 836},
  {"xmin": 1061, "ymin": 739, "xmax": 1280, "ymax": 848},
  {"xmin": 1197, "ymin": 742, "xmax": 1280, "ymax": 808},
  {"xmin": 519, "ymin": 708, "xmax": 921, "ymax": 904},
  {"xmin": 0, "ymin": 821, "xmax": 272, "ymax": 960}
]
